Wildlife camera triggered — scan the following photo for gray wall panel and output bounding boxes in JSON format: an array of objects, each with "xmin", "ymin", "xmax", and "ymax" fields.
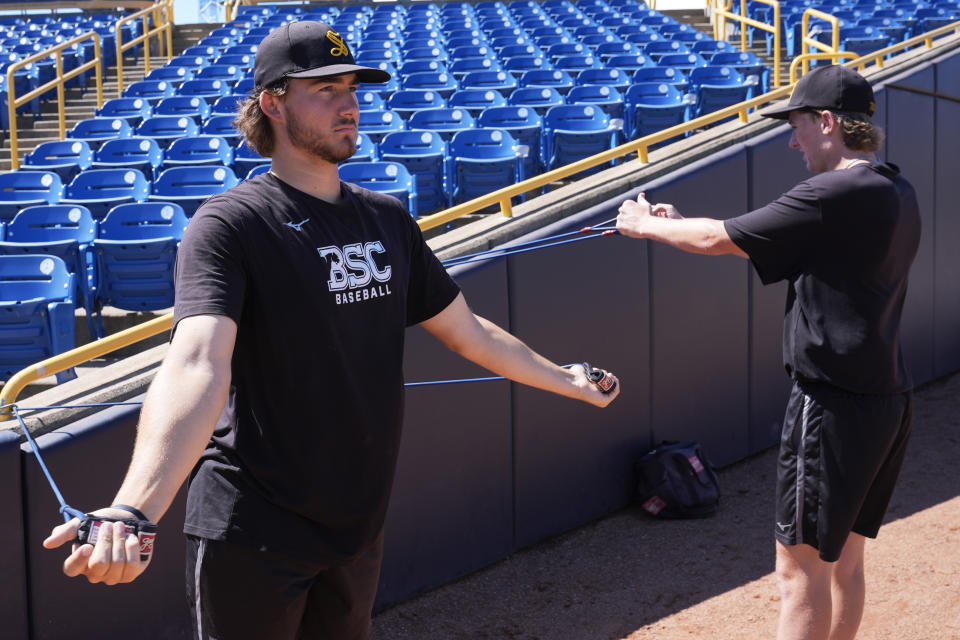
[
  {"xmin": 23, "ymin": 402, "xmax": 191, "ymax": 640},
  {"xmin": 934, "ymin": 71, "xmax": 960, "ymax": 375},
  {"xmin": 510, "ymin": 203, "xmax": 650, "ymax": 548},
  {"xmin": 643, "ymin": 147, "xmax": 750, "ymax": 466},
  {"xmin": 0, "ymin": 430, "xmax": 28, "ymax": 640},
  {"xmin": 885, "ymin": 80, "xmax": 937, "ymax": 385},
  {"xmin": 745, "ymin": 127, "xmax": 807, "ymax": 451},
  {"xmin": 379, "ymin": 262, "xmax": 514, "ymax": 607},
  {"xmin": 934, "ymin": 50, "xmax": 960, "ymax": 99}
]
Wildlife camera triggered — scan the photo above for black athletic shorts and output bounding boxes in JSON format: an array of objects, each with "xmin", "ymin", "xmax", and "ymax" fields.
[
  {"xmin": 775, "ymin": 378, "xmax": 912, "ymax": 562},
  {"xmin": 185, "ymin": 533, "xmax": 383, "ymax": 640}
]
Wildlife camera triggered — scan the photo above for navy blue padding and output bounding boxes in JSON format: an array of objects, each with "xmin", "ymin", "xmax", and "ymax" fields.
[
  {"xmin": 934, "ymin": 59, "xmax": 960, "ymax": 376},
  {"xmin": 509, "ymin": 199, "xmax": 652, "ymax": 549},
  {"xmin": 641, "ymin": 145, "xmax": 750, "ymax": 466},
  {"xmin": 883, "ymin": 68, "xmax": 936, "ymax": 387},
  {"xmin": 379, "ymin": 261, "xmax": 513, "ymax": 609},
  {"xmin": 0, "ymin": 430, "xmax": 28, "ymax": 640},
  {"xmin": 22, "ymin": 400, "xmax": 191, "ymax": 639},
  {"xmin": 744, "ymin": 126, "xmax": 806, "ymax": 452}
]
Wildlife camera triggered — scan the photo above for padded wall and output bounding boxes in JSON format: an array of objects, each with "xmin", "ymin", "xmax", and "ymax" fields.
[
  {"xmin": 509, "ymin": 200, "xmax": 651, "ymax": 548},
  {"xmin": 0, "ymin": 429, "xmax": 29, "ymax": 640},
  {"xmin": 933, "ymin": 53, "xmax": 960, "ymax": 377},
  {"xmin": 378, "ymin": 260, "xmax": 514, "ymax": 608},
  {"xmin": 881, "ymin": 67, "xmax": 937, "ymax": 386},
  {"xmin": 639, "ymin": 146, "xmax": 751, "ymax": 466},
  {"xmin": 22, "ymin": 401, "xmax": 190, "ymax": 640}
]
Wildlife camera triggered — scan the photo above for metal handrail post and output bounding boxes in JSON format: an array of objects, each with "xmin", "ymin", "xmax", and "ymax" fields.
[{"xmin": 801, "ymin": 9, "xmax": 841, "ymax": 76}]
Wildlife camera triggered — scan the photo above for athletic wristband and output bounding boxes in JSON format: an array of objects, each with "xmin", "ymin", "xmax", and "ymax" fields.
[{"xmin": 111, "ymin": 504, "xmax": 150, "ymax": 522}]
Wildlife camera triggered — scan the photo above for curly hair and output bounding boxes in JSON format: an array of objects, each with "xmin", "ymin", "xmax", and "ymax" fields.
[
  {"xmin": 232, "ymin": 78, "xmax": 288, "ymax": 157},
  {"xmin": 810, "ymin": 109, "xmax": 885, "ymax": 153}
]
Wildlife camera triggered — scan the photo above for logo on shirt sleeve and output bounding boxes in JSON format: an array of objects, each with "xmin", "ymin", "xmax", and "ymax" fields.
[{"xmin": 318, "ymin": 241, "xmax": 393, "ymax": 305}]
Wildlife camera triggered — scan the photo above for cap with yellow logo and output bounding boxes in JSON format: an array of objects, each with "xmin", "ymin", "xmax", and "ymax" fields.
[
  {"xmin": 760, "ymin": 65, "xmax": 875, "ymax": 119},
  {"xmin": 253, "ymin": 21, "xmax": 391, "ymax": 89}
]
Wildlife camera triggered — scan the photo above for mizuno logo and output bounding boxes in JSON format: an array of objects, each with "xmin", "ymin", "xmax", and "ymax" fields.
[
  {"xmin": 776, "ymin": 522, "xmax": 792, "ymax": 531},
  {"xmin": 285, "ymin": 219, "xmax": 310, "ymax": 232}
]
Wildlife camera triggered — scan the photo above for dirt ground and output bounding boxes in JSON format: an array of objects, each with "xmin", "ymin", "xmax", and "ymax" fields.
[{"xmin": 372, "ymin": 373, "xmax": 960, "ymax": 640}]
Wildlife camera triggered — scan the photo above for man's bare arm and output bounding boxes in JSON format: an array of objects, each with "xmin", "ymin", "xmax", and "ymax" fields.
[
  {"xmin": 419, "ymin": 293, "xmax": 618, "ymax": 408},
  {"xmin": 43, "ymin": 314, "xmax": 236, "ymax": 585},
  {"xmin": 616, "ymin": 195, "xmax": 748, "ymax": 258}
]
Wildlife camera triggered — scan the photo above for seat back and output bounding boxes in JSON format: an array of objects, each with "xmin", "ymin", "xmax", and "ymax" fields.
[
  {"xmin": 407, "ymin": 107, "xmax": 477, "ymax": 141},
  {"xmin": 136, "ymin": 115, "xmax": 200, "ymax": 149},
  {"xmin": 153, "ymin": 96, "xmax": 212, "ymax": 124},
  {"xmin": 0, "ymin": 171, "xmax": 64, "ymax": 220},
  {"xmin": 144, "ymin": 66, "xmax": 194, "ymax": 85},
  {"xmin": 378, "ymin": 130, "xmax": 448, "ymax": 212},
  {"xmin": 450, "ymin": 128, "xmax": 522, "ymax": 203},
  {"xmin": 152, "ymin": 166, "xmax": 238, "ymax": 198},
  {"xmin": 164, "ymin": 135, "xmax": 233, "ymax": 167},
  {"xmin": 567, "ymin": 84, "xmax": 625, "ymax": 119},
  {"xmin": 386, "ymin": 89, "xmax": 447, "ymax": 118},
  {"xmin": 201, "ymin": 115, "xmax": 241, "ymax": 145},
  {"xmin": 22, "ymin": 139, "xmax": 92, "ymax": 181},
  {"xmin": 96, "ymin": 98, "xmax": 153, "ymax": 126},
  {"xmin": 448, "ymin": 88, "xmax": 508, "ymax": 116},
  {"xmin": 460, "ymin": 70, "xmax": 518, "ymax": 96},
  {"xmin": 93, "ymin": 137, "xmax": 164, "ymax": 178},
  {"xmin": 518, "ymin": 68, "xmax": 575, "ymax": 95},
  {"xmin": 93, "ymin": 203, "xmax": 186, "ymax": 312},
  {"xmin": 543, "ymin": 104, "xmax": 616, "ymax": 171},
  {"xmin": 0, "ymin": 253, "xmax": 72, "ymax": 302},
  {"xmin": 339, "ymin": 161, "xmax": 419, "ymax": 217},
  {"xmin": 122, "ymin": 80, "xmax": 176, "ymax": 104},
  {"xmin": 67, "ymin": 117, "xmax": 132, "ymax": 150},
  {"xmin": 358, "ymin": 109, "xmax": 405, "ymax": 143},
  {"xmin": 64, "ymin": 168, "xmax": 149, "ymax": 205}
]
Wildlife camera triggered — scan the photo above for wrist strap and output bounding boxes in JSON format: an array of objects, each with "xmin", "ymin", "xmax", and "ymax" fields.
[{"xmin": 112, "ymin": 504, "xmax": 150, "ymax": 522}]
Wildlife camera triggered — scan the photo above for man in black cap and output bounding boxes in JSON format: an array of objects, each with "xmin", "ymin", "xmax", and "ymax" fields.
[
  {"xmin": 616, "ymin": 65, "xmax": 920, "ymax": 640},
  {"xmin": 43, "ymin": 21, "xmax": 619, "ymax": 639}
]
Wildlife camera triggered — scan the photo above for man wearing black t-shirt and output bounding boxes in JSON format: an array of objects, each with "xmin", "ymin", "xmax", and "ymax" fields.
[
  {"xmin": 616, "ymin": 66, "xmax": 920, "ymax": 640},
  {"xmin": 43, "ymin": 21, "xmax": 619, "ymax": 639}
]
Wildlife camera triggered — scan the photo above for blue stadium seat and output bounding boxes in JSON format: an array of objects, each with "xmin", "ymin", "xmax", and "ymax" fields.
[
  {"xmin": 342, "ymin": 132, "xmax": 378, "ymax": 165},
  {"xmin": 62, "ymin": 168, "xmax": 150, "ymax": 220},
  {"xmin": 508, "ymin": 86, "xmax": 566, "ymax": 117},
  {"xmin": 92, "ymin": 137, "xmax": 163, "ymax": 181},
  {"xmin": 338, "ymin": 161, "xmax": 420, "ymax": 218},
  {"xmin": 153, "ymin": 96, "xmax": 212, "ymax": 125},
  {"xmin": 604, "ymin": 53, "xmax": 655, "ymax": 73},
  {"xmin": 201, "ymin": 115, "xmax": 241, "ymax": 147},
  {"xmin": 0, "ymin": 254, "xmax": 76, "ymax": 381},
  {"xmin": 460, "ymin": 70, "xmax": 519, "ymax": 97},
  {"xmin": 594, "ymin": 41, "xmax": 642, "ymax": 62},
  {"xmin": 149, "ymin": 166, "xmax": 238, "ymax": 217},
  {"xmin": 21, "ymin": 140, "xmax": 92, "ymax": 183},
  {"xmin": 710, "ymin": 51, "xmax": 768, "ymax": 95},
  {"xmin": 67, "ymin": 117, "xmax": 133, "ymax": 151},
  {"xmin": 386, "ymin": 89, "xmax": 447, "ymax": 119},
  {"xmin": 0, "ymin": 204, "xmax": 97, "ymax": 334},
  {"xmin": 448, "ymin": 88, "xmax": 509, "ymax": 116},
  {"xmin": 144, "ymin": 66, "xmax": 195, "ymax": 86},
  {"xmin": 477, "ymin": 105, "xmax": 544, "ymax": 177},
  {"xmin": 450, "ymin": 128, "xmax": 526, "ymax": 204},
  {"xmin": 92, "ymin": 202, "xmax": 188, "ymax": 326},
  {"xmin": 378, "ymin": 130, "xmax": 451, "ymax": 212},
  {"xmin": 643, "ymin": 40, "xmax": 691, "ymax": 61},
  {"xmin": 518, "ymin": 68, "xmax": 575, "ymax": 95},
  {"xmin": 167, "ymin": 54, "xmax": 209, "ymax": 73},
  {"xmin": 553, "ymin": 54, "xmax": 603, "ymax": 73},
  {"xmin": 542, "ymin": 104, "xmax": 620, "ymax": 173},
  {"xmin": 196, "ymin": 64, "xmax": 244, "ymax": 87},
  {"xmin": 633, "ymin": 66, "xmax": 690, "ymax": 92},
  {"xmin": 401, "ymin": 71, "xmax": 460, "ymax": 99},
  {"xmin": 359, "ymin": 109, "xmax": 405, "ymax": 144},
  {"xmin": 177, "ymin": 79, "xmax": 231, "ymax": 104},
  {"xmin": 233, "ymin": 140, "xmax": 274, "ymax": 180},
  {"xmin": 407, "ymin": 107, "xmax": 477, "ymax": 142},
  {"xmin": 575, "ymin": 68, "xmax": 633, "ymax": 92},
  {"xmin": 96, "ymin": 97, "xmax": 153, "ymax": 127},
  {"xmin": 692, "ymin": 39, "xmax": 735, "ymax": 58},
  {"xmin": 657, "ymin": 53, "xmax": 709, "ymax": 76},
  {"xmin": 624, "ymin": 82, "xmax": 694, "ymax": 139},
  {"xmin": 688, "ymin": 65, "xmax": 757, "ymax": 119},
  {"xmin": 211, "ymin": 95, "xmax": 243, "ymax": 117},
  {"xmin": 398, "ymin": 59, "xmax": 449, "ymax": 77},
  {"xmin": 136, "ymin": 115, "xmax": 199, "ymax": 150},
  {"xmin": 163, "ymin": 135, "xmax": 233, "ymax": 170},
  {"xmin": 122, "ymin": 79, "xmax": 177, "ymax": 106},
  {"xmin": 0, "ymin": 171, "xmax": 63, "ymax": 222}
]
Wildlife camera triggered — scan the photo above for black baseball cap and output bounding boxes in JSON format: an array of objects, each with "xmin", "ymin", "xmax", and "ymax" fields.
[
  {"xmin": 253, "ymin": 21, "xmax": 391, "ymax": 89},
  {"xmin": 760, "ymin": 65, "xmax": 875, "ymax": 119}
]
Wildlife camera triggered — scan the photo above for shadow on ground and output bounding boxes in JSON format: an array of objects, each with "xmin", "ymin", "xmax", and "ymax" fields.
[{"xmin": 372, "ymin": 373, "xmax": 960, "ymax": 640}]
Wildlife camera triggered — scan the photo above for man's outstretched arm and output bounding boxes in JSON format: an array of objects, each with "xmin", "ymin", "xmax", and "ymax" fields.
[
  {"xmin": 617, "ymin": 194, "xmax": 748, "ymax": 258},
  {"xmin": 419, "ymin": 293, "xmax": 618, "ymax": 408},
  {"xmin": 43, "ymin": 314, "xmax": 236, "ymax": 585}
]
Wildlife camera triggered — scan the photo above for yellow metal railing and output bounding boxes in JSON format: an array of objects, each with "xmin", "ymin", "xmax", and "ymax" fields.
[
  {"xmin": 712, "ymin": 0, "xmax": 781, "ymax": 87},
  {"xmin": 115, "ymin": 0, "xmax": 175, "ymax": 97},
  {"xmin": 2, "ymin": 18, "xmax": 960, "ymax": 417},
  {"xmin": 789, "ymin": 51, "xmax": 860, "ymax": 83},
  {"xmin": 226, "ymin": 0, "xmax": 248, "ymax": 23},
  {"xmin": 0, "ymin": 314, "xmax": 172, "ymax": 418},
  {"xmin": 800, "ymin": 9, "xmax": 841, "ymax": 75},
  {"xmin": 6, "ymin": 32, "xmax": 104, "ymax": 171}
]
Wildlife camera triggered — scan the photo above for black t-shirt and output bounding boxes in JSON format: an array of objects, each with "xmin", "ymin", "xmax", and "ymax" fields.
[
  {"xmin": 173, "ymin": 172, "xmax": 460, "ymax": 562},
  {"xmin": 724, "ymin": 162, "xmax": 920, "ymax": 394}
]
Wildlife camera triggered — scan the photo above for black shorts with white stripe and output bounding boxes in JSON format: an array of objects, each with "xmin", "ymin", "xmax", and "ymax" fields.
[{"xmin": 774, "ymin": 378, "xmax": 912, "ymax": 562}]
